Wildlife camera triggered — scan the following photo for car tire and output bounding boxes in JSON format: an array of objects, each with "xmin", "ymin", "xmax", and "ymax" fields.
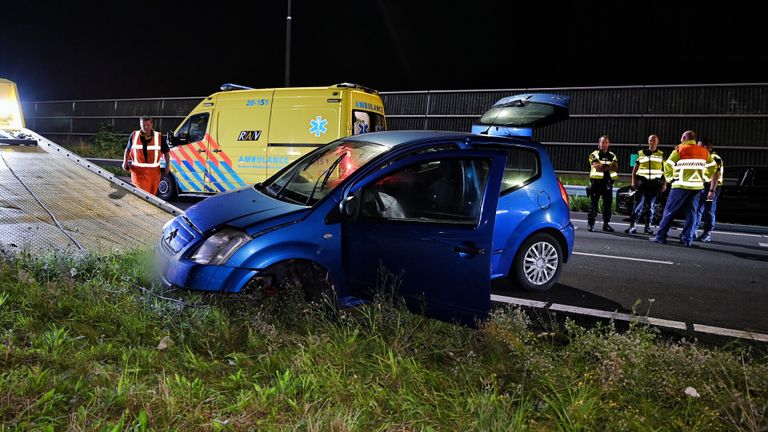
[
  {"xmin": 510, "ymin": 232, "xmax": 563, "ymax": 292},
  {"xmin": 157, "ymin": 172, "xmax": 178, "ymax": 202},
  {"xmin": 290, "ymin": 261, "xmax": 336, "ymax": 306},
  {"xmin": 256, "ymin": 260, "xmax": 337, "ymax": 309}
]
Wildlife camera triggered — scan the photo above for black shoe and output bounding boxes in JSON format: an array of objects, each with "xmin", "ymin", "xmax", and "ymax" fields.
[
  {"xmin": 649, "ymin": 237, "xmax": 666, "ymax": 244},
  {"xmin": 679, "ymin": 239, "xmax": 694, "ymax": 247},
  {"xmin": 603, "ymin": 224, "xmax": 615, "ymax": 232},
  {"xmin": 587, "ymin": 224, "xmax": 595, "ymax": 232},
  {"xmin": 696, "ymin": 231, "xmax": 711, "ymax": 242},
  {"xmin": 624, "ymin": 225, "xmax": 636, "ymax": 234},
  {"xmin": 643, "ymin": 226, "xmax": 655, "ymax": 235}
]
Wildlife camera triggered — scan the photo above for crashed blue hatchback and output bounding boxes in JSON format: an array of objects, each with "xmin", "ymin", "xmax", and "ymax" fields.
[{"xmin": 158, "ymin": 94, "xmax": 574, "ymax": 324}]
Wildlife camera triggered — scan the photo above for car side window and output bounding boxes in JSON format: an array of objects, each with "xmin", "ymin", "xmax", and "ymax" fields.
[
  {"xmin": 754, "ymin": 168, "xmax": 768, "ymax": 186},
  {"xmin": 501, "ymin": 148, "xmax": 539, "ymax": 194},
  {"xmin": 359, "ymin": 158, "xmax": 491, "ymax": 224},
  {"xmin": 724, "ymin": 167, "xmax": 747, "ymax": 186}
]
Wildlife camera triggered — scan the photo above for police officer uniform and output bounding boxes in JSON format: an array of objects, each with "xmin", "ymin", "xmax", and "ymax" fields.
[
  {"xmin": 626, "ymin": 147, "xmax": 665, "ymax": 235},
  {"xmin": 587, "ymin": 149, "xmax": 618, "ymax": 232},
  {"xmin": 650, "ymin": 140, "xmax": 715, "ymax": 246},
  {"xmin": 696, "ymin": 151, "xmax": 723, "ymax": 242}
]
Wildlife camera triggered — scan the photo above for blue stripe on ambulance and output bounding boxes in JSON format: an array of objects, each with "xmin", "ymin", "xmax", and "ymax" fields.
[
  {"xmin": 220, "ymin": 162, "xmax": 247, "ymax": 187},
  {"xmin": 170, "ymin": 160, "xmax": 201, "ymax": 191},
  {"xmin": 208, "ymin": 161, "xmax": 236, "ymax": 190},
  {"xmin": 194, "ymin": 161, "xmax": 225, "ymax": 192},
  {"xmin": 182, "ymin": 160, "xmax": 207, "ymax": 189}
]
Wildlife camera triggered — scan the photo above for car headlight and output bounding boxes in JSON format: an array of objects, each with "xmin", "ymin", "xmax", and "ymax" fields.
[{"xmin": 190, "ymin": 228, "xmax": 252, "ymax": 265}]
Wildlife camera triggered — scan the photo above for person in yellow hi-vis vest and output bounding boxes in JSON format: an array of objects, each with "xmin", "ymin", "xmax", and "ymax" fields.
[
  {"xmin": 122, "ymin": 115, "xmax": 170, "ymax": 196},
  {"xmin": 625, "ymin": 134, "xmax": 666, "ymax": 235},
  {"xmin": 650, "ymin": 130, "xmax": 717, "ymax": 247},
  {"xmin": 587, "ymin": 135, "xmax": 618, "ymax": 232},
  {"xmin": 695, "ymin": 137, "xmax": 723, "ymax": 242}
]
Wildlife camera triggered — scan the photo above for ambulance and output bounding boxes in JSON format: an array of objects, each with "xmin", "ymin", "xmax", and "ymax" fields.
[{"xmin": 159, "ymin": 83, "xmax": 387, "ymax": 201}]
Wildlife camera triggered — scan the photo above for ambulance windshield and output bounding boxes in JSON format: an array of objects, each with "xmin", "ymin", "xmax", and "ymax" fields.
[{"xmin": 263, "ymin": 140, "xmax": 388, "ymax": 206}]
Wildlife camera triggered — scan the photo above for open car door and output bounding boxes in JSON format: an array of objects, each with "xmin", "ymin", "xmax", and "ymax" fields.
[{"xmin": 340, "ymin": 149, "xmax": 507, "ymax": 326}]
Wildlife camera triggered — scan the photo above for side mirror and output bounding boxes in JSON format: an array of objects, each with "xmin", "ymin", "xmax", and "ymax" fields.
[
  {"xmin": 165, "ymin": 130, "xmax": 176, "ymax": 147},
  {"xmin": 176, "ymin": 133, "xmax": 189, "ymax": 145},
  {"xmin": 339, "ymin": 195, "xmax": 357, "ymax": 217}
]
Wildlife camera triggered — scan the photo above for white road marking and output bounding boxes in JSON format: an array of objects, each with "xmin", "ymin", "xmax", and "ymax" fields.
[
  {"xmin": 573, "ymin": 218, "xmax": 630, "ymax": 226},
  {"xmin": 548, "ymin": 303, "xmax": 688, "ymax": 330},
  {"xmin": 759, "ymin": 243, "xmax": 768, "ymax": 248},
  {"xmin": 571, "ymin": 219, "xmax": 766, "ymax": 238},
  {"xmin": 489, "ymin": 295, "xmax": 768, "ymax": 342},
  {"xmin": 711, "ymin": 232, "xmax": 766, "ymax": 238},
  {"xmin": 693, "ymin": 324, "xmax": 768, "ymax": 343},
  {"xmin": 573, "ymin": 251, "xmax": 674, "ymax": 265},
  {"xmin": 490, "ymin": 294, "xmax": 547, "ymax": 308}
]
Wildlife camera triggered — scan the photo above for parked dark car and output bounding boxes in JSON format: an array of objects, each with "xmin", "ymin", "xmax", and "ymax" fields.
[{"xmin": 616, "ymin": 165, "xmax": 768, "ymax": 225}]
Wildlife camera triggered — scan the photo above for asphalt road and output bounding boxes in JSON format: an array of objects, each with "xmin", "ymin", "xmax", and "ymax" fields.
[
  {"xmin": 494, "ymin": 212, "xmax": 768, "ymax": 334},
  {"xmin": 171, "ymin": 193, "xmax": 767, "ymax": 334}
]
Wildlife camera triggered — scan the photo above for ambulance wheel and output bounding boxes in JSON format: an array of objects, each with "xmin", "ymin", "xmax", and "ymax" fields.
[
  {"xmin": 158, "ymin": 173, "xmax": 178, "ymax": 202},
  {"xmin": 511, "ymin": 232, "xmax": 563, "ymax": 292}
]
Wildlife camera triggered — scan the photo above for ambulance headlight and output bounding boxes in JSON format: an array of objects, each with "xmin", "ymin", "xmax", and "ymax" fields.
[{"xmin": 190, "ymin": 228, "xmax": 251, "ymax": 265}]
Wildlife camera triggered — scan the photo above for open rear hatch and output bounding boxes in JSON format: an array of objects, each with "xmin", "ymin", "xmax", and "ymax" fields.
[{"xmin": 471, "ymin": 93, "xmax": 570, "ymax": 138}]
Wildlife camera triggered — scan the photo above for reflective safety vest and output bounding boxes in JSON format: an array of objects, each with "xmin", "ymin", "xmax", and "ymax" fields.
[
  {"xmin": 664, "ymin": 141, "xmax": 714, "ymax": 190},
  {"xmin": 589, "ymin": 150, "xmax": 618, "ymax": 180},
  {"xmin": 704, "ymin": 151, "xmax": 724, "ymax": 186},
  {"xmin": 636, "ymin": 148, "xmax": 664, "ymax": 180},
  {"xmin": 130, "ymin": 131, "xmax": 162, "ymax": 168}
]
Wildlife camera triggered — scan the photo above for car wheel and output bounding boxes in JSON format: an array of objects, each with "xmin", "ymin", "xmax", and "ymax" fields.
[
  {"xmin": 257, "ymin": 260, "xmax": 336, "ymax": 309},
  {"xmin": 511, "ymin": 232, "xmax": 563, "ymax": 292},
  {"xmin": 157, "ymin": 173, "xmax": 178, "ymax": 202}
]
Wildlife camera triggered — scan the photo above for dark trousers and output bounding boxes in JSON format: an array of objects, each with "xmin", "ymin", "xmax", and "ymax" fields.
[
  {"xmin": 655, "ymin": 188, "xmax": 702, "ymax": 245},
  {"xmin": 630, "ymin": 178, "xmax": 662, "ymax": 226},
  {"xmin": 587, "ymin": 179, "xmax": 613, "ymax": 225},
  {"xmin": 696, "ymin": 184, "xmax": 721, "ymax": 233}
]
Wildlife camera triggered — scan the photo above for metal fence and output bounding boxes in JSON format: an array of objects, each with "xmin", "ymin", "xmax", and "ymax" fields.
[{"xmin": 21, "ymin": 83, "xmax": 768, "ymax": 171}]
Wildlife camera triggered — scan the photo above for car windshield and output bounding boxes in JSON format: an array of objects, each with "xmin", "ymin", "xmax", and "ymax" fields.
[{"xmin": 262, "ymin": 139, "xmax": 388, "ymax": 206}]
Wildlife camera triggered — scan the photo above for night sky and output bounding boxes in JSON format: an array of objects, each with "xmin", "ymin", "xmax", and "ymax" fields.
[{"xmin": 1, "ymin": 1, "xmax": 764, "ymax": 101}]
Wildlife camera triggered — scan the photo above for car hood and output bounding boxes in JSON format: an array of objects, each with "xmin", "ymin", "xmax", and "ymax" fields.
[{"xmin": 184, "ymin": 187, "xmax": 309, "ymax": 233}]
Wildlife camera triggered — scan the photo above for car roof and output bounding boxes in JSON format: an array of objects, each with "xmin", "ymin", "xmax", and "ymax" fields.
[{"xmin": 343, "ymin": 130, "xmax": 534, "ymax": 148}]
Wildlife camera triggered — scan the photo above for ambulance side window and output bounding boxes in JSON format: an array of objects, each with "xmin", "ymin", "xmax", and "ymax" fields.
[
  {"xmin": 188, "ymin": 113, "xmax": 210, "ymax": 143},
  {"xmin": 174, "ymin": 113, "xmax": 209, "ymax": 145}
]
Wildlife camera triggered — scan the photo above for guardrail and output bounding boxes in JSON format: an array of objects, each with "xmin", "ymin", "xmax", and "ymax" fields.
[{"xmin": 24, "ymin": 83, "xmax": 768, "ymax": 171}]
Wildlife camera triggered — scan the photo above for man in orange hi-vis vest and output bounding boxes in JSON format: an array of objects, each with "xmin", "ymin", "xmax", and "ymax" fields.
[{"xmin": 122, "ymin": 115, "xmax": 170, "ymax": 196}]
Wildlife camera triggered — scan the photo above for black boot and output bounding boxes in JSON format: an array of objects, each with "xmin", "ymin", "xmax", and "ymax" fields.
[
  {"xmin": 643, "ymin": 224, "xmax": 654, "ymax": 235},
  {"xmin": 603, "ymin": 223, "xmax": 615, "ymax": 232}
]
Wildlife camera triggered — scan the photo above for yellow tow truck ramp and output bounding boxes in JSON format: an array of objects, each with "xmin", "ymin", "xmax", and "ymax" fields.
[{"xmin": 1, "ymin": 79, "xmax": 178, "ymax": 255}]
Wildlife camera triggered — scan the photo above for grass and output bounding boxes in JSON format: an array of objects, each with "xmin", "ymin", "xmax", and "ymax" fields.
[
  {"xmin": 557, "ymin": 175, "xmax": 629, "ymax": 189},
  {"xmin": 63, "ymin": 126, "xmax": 127, "ymax": 160},
  {"xmin": 558, "ymin": 175, "xmax": 624, "ymax": 214},
  {"xmin": 1, "ymin": 250, "xmax": 767, "ymax": 430},
  {"xmin": 568, "ymin": 195, "xmax": 618, "ymax": 214}
]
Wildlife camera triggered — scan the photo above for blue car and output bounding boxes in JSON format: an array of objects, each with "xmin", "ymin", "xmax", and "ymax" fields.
[{"xmin": 158, "ymin": 96, "xmax": 574, "ymax": 324}]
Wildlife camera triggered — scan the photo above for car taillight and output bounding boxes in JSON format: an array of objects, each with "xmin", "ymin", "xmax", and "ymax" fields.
[{"xmin": 557, "ymin": 180, "xmax": 569, "ymax": 206}]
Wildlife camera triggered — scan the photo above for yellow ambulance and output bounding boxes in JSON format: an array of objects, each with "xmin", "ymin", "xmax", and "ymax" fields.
[{"xmin": 159, "ymin": 83, "xmax": 387, "ymax": 200}]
